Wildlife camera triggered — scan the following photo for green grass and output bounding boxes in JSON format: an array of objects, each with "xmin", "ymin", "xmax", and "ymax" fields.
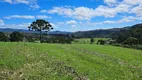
[
  {"xmin": 0, "ymin": 42, "xmax": 142, "ymax": 80},
  {"xmin": 72, "ymin": 38, "xmax": 109, "ymax": 44}
]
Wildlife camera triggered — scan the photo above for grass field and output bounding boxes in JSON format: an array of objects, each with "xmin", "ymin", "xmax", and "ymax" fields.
[{"xmin": 0, "ymin": 42, "xmax": 142, "ymax": 80}]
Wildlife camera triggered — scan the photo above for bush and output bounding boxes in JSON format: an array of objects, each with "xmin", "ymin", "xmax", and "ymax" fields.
[
  {"xmin": 26, "ymin": 36, "xmax": 36, "ymax": 42},
  {"xmin": 0, "ymin": 32, "xmax": 8, "ymax": 42},
  {"xmin": 123, "ymin": 37, "xmax": 139, "ymax": 45},
  {"xmin": 10, "ymin": 31, "xmax": 24, "ymax": 42},
  {"xmin": 90, "ymin": 37, "xmax": 94, "ymax": 44},
  {"xmin": 97, "ymin": 40, "xmax": 105, "ymax": 45}
]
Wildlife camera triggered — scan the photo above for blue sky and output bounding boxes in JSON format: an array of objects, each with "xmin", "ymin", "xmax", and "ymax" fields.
[{"xmin": 0, "ymin": 0, "xmax": 142, "ymax": 32}]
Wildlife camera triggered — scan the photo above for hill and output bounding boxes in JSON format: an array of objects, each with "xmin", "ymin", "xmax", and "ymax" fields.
[
  {"xmin": 73, "ymin": 28, "xmax": 122, "ymax": 38},
  {"xmin": 112, "ymin": 23, "xmax": 142, "ymax": 44},
  {"xmin": 73, "ymin": 23, "xmax": 142, "ymax": 38}
]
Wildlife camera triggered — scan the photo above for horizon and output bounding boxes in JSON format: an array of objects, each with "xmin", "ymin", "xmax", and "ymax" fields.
[
  {"xmin": 0, "ymin": 23, "xmax": 137, "ymax": 33},
  {"xmin": 0, "ymin": 0, "xmax": 142, "ymax": 32}
]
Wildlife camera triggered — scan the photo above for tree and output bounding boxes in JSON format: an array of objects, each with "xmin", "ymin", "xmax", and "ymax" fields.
[
  {"xmin": 90, "ymin": 37, "xmax": 94, "ymax": 44},
  {"xmin": 123, "ymin": 37, "xmax": 139, "ymax": 45},
  {"xmin": 10, "ymin": 31, "xmax": 24, "ymax": 42},
  {"xmin": 97, "ymin": 40, "xmax": 105, "ymax": 45},
  {"xmin": 28, "ymin": 19, "xmax": 53, "ymax": 43},
  {"xmin": 0, "ymin": 32, "xmax": 8, "ymax": 42}
]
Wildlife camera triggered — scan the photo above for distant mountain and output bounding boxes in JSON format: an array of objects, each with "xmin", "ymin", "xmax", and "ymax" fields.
[
  {"xmin": 0, "ymin": 28, "xmax": 31, "ymax": 33},
  {"xmin": 0, "ymin": 28, "xmax": 72, "ymax": 35},
  {"xmin": 48, "ymin": 31, "xmax": 72, "ymax": 35}
]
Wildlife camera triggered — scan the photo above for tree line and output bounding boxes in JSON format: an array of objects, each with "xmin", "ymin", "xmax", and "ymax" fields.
[
  {"xmin": 0, "ymin": 31, "xmax": 74, "ymax": 44},
  {"xmin": 0, "ymin": 31, "xmax": 23, "ymax": 42},
  {"xmin": 112, "ymin": 23, "xmax": 142, "ymax": 45}
]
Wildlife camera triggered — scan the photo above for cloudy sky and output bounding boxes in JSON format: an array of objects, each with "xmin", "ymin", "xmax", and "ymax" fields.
[{"xmin": 0, "ymin": 0, "xmax": 142, "ymax": 31}]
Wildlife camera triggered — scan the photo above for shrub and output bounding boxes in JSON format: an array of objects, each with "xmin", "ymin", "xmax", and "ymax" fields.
[
  {"xmin": 10, "ymin": 31, "xmax": 24, "ymax": 42},
  {"xmin": 0, "ymin": 32, "xmax": 8, "ymax": 42},
  {"xmin": 97, "ymin": 40, "xmax": 105, "ymax": 45},
  {"xmin": 123, "ymin": 37, "xmax": 139, "ymax": 45},
  {"xmin": 90, "ymin": 37, "xmax": 94, "ymax": 44}
]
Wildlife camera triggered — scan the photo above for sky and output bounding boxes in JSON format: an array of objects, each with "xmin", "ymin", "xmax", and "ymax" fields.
[{"xmin": 0, "ymin": 0, "xmax": 142, "ymax": 32}]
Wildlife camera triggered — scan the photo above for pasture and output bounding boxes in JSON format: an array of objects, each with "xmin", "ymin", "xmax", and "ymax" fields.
[{"xmin": 0, "ymin": 42, "xmax": 142, "ymax": 80}]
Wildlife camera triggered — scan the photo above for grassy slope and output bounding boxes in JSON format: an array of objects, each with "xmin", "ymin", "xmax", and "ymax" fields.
[{"xmin": 0, "ymin": 42, "xmax": 142, "ymax": 80}]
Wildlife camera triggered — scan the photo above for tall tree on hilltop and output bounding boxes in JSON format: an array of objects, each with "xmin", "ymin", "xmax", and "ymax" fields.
[{"xmin": 28, "ymin": 19, "xmax": 53, "ymax": 43}]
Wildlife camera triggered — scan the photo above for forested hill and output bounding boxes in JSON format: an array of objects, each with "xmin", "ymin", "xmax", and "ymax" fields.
[
  {"xmin": 73, "ymin": 28, "xmax": 122, "ymax": 38},
  {"xmin": 73, "ymin": 23, "xmax": 142, "ymax": 38},
  {"xmin": 114, "ymin": 23, "xmax": 142, "ymax": 44}
]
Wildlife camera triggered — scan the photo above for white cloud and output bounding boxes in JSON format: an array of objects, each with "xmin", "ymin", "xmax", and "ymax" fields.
[
  {"xmin": 0, "ymin": 19, "xmax": 4, "ymax": 25},
  {"xmin": 3, "ymin": 0, "xmax": 12, "ymax": 3},
  {"xmin": 0, "ymin": 22, "xmax": 57, "ymax": 30},
  {"xmin": 47, "ymin": 6, "xmax": 96, "ymax": 20},
  {"xmin": 30, "ymin": 4, "xmax": 40, "ymax": 9},
  {"xmin": 2, "ymin": 0, "xmax": 39, "ymax": 9},
  {"xmin": 3, "ymin": 0, "xmax": 29, "ymax": 4},
  {"xmin": 122, "ymin": 16, "xmax": 142, "ymax": 21},
  {"xmin": 104, "ymin": 0, "xmax": 142, "ymax": 6},
  {"xmin": 46, "ymin": 4, "xmax": 130, "ymax": 20},
  {"xmin": 0, "ymin": 23, "xmax": 31, "ymax": 29},
  {"xmin": 85, "ymin": 21, "xmax": 102, "ymax": 26},
  {"xmin": 66, "ymin": 20, "xmax": 77, "ymax": 28},
  {"xmin": 104, "ymin": 0, "xmax": 117, "ymax": 6},
  {"xmin": 131, "ymin": 5, "xmax": 142, "ymax": 17},
  {"xmin": 36, "ymin": 15, "xmax": 51, "ymax": 19},
  {"xmin": 14, "ymin": 0, "xmax": 29, "ymax": 4},
  {"xmin": 94, "ymin": 5, "xmax": 116, "ymax": 18},
  {"xmin": 117, "ymin": 18, "xmax": 132, "ymax": 23},
  {"xmin": 66, "ymin": 20, "xmax": 77, "ymax": 25},
  {"xmin": 4, "ymin": 15, "xmax": 52, "ymax": 19},
  {"xmin": 103, "ymin": 20, "xmax": 116, "ymax": 24},
  {"xmin": 45, "ymin": 0, "xmax": 142, "ymax": 20},
  {"xmin": 115, "ymin": 3, "xmax": 130, "ymax": 13},
  {"xmin": 56, "ymin": 5, "xmax": 124, "ymax": 19},
  {"xmin": 71, "ymin": 25, "xmax": 77, "ymax": 28},
  {"xmin": 48, "ymin": 7, "xmax": 73, "ymax": 17},
  {"xmin": 103, "ymin": 16, "xmax": 142, "ymax": 24},
  {"xmin": 104, "ymin": 0, "xmax": 117, "ymax": 3},
  {"xmin": 40, "ymin": 10, "xmax": 48, "ymax": 13},
  {"xmin": 123, "ymin": 0, "xmax": 142, "ymax": 5},
  {"xmin": 94, "ymin": 3, "xmax": 131, "ymax": 17},
  {"xmin": 4, "ymin": 15, "xmax": 35, "ymax": 19},
  {"xmin": 73, "ymin": 7, "xmax": 96, "ymax": 20}
]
